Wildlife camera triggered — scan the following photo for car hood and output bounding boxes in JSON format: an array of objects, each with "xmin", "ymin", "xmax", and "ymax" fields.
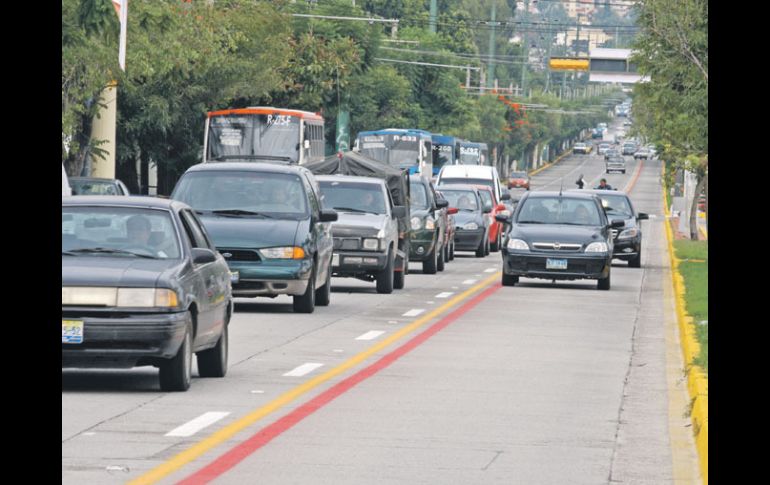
[
  {"xmin": 331, "ymin": 212, "xmax": 389, "ymax": 237},
  {"xmin": 453, "ymin": 211, "xmax": 483, "ymax": 226},
  {"xmin": 62, "ymin": 257, "xmax": 185, "ymax": 288},
  {"xmin": 511, "ymin": 224, "xmax": 605, "ymax": 244},
  {"xmin": 199, "ymin": 215, "xmax": 302, "ymax": 249}
]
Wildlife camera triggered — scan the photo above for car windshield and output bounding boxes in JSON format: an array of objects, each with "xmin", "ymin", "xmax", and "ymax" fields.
[
  {"xmin": 319, "ymin": 180, "xmax": 387, "ymax": 215},
  {"xmin": 408, "ymin": 182, "xmax": 430, "ymax": 210},
  {"xmin": 599, "ymin": 195, "xmax": 633, "ymax": 217},
  {"xmin": 517, "ymin": 197, "xmax": 602, "ymax": 226},
  {"xmin": 172, "ymin": 171, "xmax": 309, "ymax": 218},
  {"xmin": 62, "ymin": 207, "xmax": 181, "ymax": 259},
  {"xmin": 477, "ymin": 190, "xmax": 493, "ymax": 208},
  {"xmin": 70, "ymin": 180, "xmax": 119, "ymax": 195},
  {"xmin": 440, "ymin": 190, "xmax": 478, "ymax": 211}
]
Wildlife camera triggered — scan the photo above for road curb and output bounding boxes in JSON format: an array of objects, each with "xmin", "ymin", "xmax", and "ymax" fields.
[{"xmin": 662, "ymin": 166, "xmax": 708, "ymax": 484}]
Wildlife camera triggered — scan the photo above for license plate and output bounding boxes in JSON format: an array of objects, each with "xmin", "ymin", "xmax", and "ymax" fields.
[
  {"xmin": 332, "ymin": 253, "xmax": 339, "ymax": 267},
  {"xmin": 62, "ymin": 320, "xmax": 84, "ymax": 344},
  {"xmin": 546, "ymin": 258, "xmax": 568, "ymax": 270}
]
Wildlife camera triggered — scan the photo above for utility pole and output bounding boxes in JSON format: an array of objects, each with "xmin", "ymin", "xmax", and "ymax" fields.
[
  {"xmin": 520, "ymin": 0, "xmax": 529, "ymax": 97},
  {"xmin": 429, "ymin": 0, "xmax": 437, "ymax": 33},
  {"xmin": 544, "ymin": 19, "xmax": 555, "ymax": 93},
  {"xmin": 487, "ymin": 1, "xmax": 496, "ymax": 89},
  {"xmin": 573, "ymin": 14, "xmax": 581, "ymax": 96}
]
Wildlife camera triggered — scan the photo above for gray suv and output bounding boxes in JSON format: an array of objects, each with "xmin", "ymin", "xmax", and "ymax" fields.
[{"xmin": 317, "ymin": 175, "xmax": 406, "ymax": 294}]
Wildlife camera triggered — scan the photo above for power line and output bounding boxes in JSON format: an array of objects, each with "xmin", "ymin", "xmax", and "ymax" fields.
[{"xmin": 374, "ymin": 58, "xmax": 480, "ymax": 71}]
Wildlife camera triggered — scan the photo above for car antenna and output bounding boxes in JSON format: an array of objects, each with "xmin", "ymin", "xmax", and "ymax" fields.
[{"xmin": 559, "ymin": 178, "xmax": 563, "ymax": 196}]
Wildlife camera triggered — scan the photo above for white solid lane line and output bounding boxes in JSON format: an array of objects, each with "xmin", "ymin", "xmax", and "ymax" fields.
[
  {"xmin": 283, "ymin": 363, "xmax": 324, "ymax": 377},
  {"xmin": 435, "ymin": 292, "xmax": 454, "ymax": 298},
  {"xmin": 355, "ymin": 330, "xmax": 386, "ymax": 341},
  {"xmin": 166, "ymin": 412, "xmax": 230, "ymax": 437},
  {"xmin": 402, "ymin": 309, "xmax": 425, "ymax": 317}
]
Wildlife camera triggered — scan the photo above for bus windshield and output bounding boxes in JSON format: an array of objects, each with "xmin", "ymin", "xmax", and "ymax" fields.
[
  {"xmin": 207, "ymin": 114, "xmax": 300, "ymax": 163},
  {"xmin": 459, "ymin": 146, "xmax": 480, "ymax": 164},
  {"xmin": 432, "ymin": 144, "xmax": 454, "ymax": 171},
  {"xmin": 359, "ymin": 134, "xmax": 420, "ymax": 170}
]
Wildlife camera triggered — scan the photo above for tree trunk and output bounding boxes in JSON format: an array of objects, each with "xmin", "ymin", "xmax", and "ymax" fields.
[{"xmin": 689, "ymin": 174, "xmax": 706, "ymax": 240}]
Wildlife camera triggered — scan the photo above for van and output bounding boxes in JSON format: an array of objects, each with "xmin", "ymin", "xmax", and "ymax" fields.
[{"xmin": 436, "ymin": 165, "xmax": 503, "ymax": 203}]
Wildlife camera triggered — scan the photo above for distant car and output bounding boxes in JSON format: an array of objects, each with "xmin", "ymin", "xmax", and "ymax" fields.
[
  {"xmin": 70, "ymin": 177, "xmax": 130, "ymax": 196},
  {"xmin": 591, "ymin": 129, "xmax": 603, "ymax": 139},
  {"xmin": 497, "ymin": 191, "xmax": 624, "ymax": 289},
  {"xmin": 171, "ymin": 162, "xmax": 338, "ymax": 313},
  {"xmin": 573, "ymin": 190, "xmax": 649, "ymax": 267},
  {"xmin": 623, "ymin": 120, "xmax": 632, "ymax": 127},
  {"xmin": 604, "ymin": 148, "xmax": 621, "ymax": 160},
  {"xmin": 317, "ymin": 175, "xmax": 406, "ymax": 293},
  {"xmin": 573, "ymin": 142, "xmax": 591, "ymax": 154},
  {"xmin": 597, "ymin": 123, "xmax": 608, "ymax": 133},
  {"xmin": 597, "ymin": 142, "xmax": 611, "ymax": 156},
  {"xmin": 408, "ymin": 174, "xmax": 449, "ymax": 274},
  {"xmin": 622, "ymin": 142, "xmax": 638, "ymax": 155},
  {"xmin": 62, "ymin": 196, "xmax": 234, "ymax": 392},
  {"xmin": 508, "ymin": 171, "xmax": 531, "ymax": 190},
  {"xmin": 437, "ymin": 184, "xmax": 491, "ymax": 257},
  {"xmin": 633, "ymin": 148, "xmax": 651, "ymax": 160},
  {"xmin": 606, "ymin": 156, "xmax": 626, "ymax": 174}
]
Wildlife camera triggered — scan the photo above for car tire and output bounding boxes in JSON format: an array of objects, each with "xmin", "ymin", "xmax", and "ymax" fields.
[
  {"xmin": 423, "ymin": 245, "xmax": 438, "ymax": 274},
  {"xmin": 376, "ymin": 249, "xmax": 395, "ymax": 294},
  {"xmin": 159, "ymin": 318, "xmax": 192, "ymax": 392},
  {"xmin": 475, "ymin": 238, "xmax": 485, "ymax": 257},
  {"xmin": 197, "ymin": 320, "xmax": 228, "ymax": 378},
  {"xmin": 393, "ymin": 255, "xmax": 406, "ymax": 290},
  {"xmin": 502, "ymin": 274, "xmax": 518, "ymax": 286},
  {"xmin": 484, "ymin": 237, "xmax": 490, "ymax": 256},
  {"xmin": 491, "ymin": 230, "xmax": 501, "ymax": 252},
  {"xmin": 437, "ymin": 244, "xmax": 445, "ymax": 271},
  {"xmin": 449, "ymin": 241, "xmax": 455, "ymax": 260},
  {"xmin": 622, "ymin": 170, "xmax": 626, "ymax": 174},
  {"xmin": 293, "ymin": 265, "xmax": 316, "ymax": 313},
  {"xmin": 597, "ymin": 270, "xmax": 611, "ymax": 290},
  {"xmin": 315, "ymin": 262, "xmax": 332, "ymax": 306},
  {"xmin": 628, "ymin": 251, "xmax": 641, "ymax": 268},
  {"xmin": 443, "ymin": 241, "xmax": 450, "ymax": 263}
]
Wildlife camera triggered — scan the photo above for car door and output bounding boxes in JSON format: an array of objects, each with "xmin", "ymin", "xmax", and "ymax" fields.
[
  {"xmin": 302, "ymin": 172, "xmax": 333, "ymax": 287},
  {"xmin": 428, "ymin": 182, "xmax": 445, "ymax": 249},
  {"xmin": 179, "ymin": 209, "xmax": 227, "ymax": 348}
]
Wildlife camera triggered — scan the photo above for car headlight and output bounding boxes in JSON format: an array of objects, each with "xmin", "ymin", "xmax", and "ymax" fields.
[
  {"xmin": 410, "ymin": 216, "xmax": 422, "ymax": 230},
  {"xmin": 259, "ymin": 246, "xmax": 306, "ymax": 259},
  {"xmin": 362, "ymin": 238, "xmax": 379, "ymax": 250},
  {"xmin": 61, "ymin": 287, "xmax": 179, "ymax": 307},
  {"xmin": 585, "ymin": 242, "xmax": 609, "ymax": 253},
  {"xmin": 506, "ymin": 238, "xmax": 529, "ymax": 251},
  {"xmin": 463, "ymin": 222, "xmax": 479, "ymax": 230},
  {"xmin": 424, "ymin": 218, "xmax": 435, "ymax": 230},
  {"xmin": 618, "ymin": 228, "xmax": 639, "ymax": 239}
]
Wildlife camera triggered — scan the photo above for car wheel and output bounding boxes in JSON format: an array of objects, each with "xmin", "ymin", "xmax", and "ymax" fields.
[
  {"xmin": 443, "ymin": 241, "xmax": 450, "ymax": 263},
  {"xmin": 197, "ymin": 319, "xmax": 228, "ymax": 378},
  {"xmin": 475, "ymin": 238, "xmax": 485, "ymax": 257},
  {"xmin": 293, "ymin": 264, "xmax": 316, "ymax": 313},
  {"xmin": 159, "ymin": 318, "xmax": 192, "ymax": 392},
  {"xmin": 484, "ymin": 237, "xmax": 490, "ymax": 256},
  {"xmin": 502, "ymin": 274, "xmax": 518, "ymax": 286},
  {"xmin": 449, "ymin": 240, "xmax": 455, "ymax": 260},
  {"xmin": 628, "ymin": 251, "xmax": 641, "ymax": 268},
  {"xmin": 394, "ymin": 254, "xmax": 406, "ymax": 290},
  {"xmin": 622, "ymin": 170, "xmax": 626, "ymax": 174},
  {"xmin": 376, "ymin": 249, "xmax": 395, "ymax": 294},
  {"xmin": 423, "ymin": 245, "xmax": 438, "ymax": 274},
  {"xmin": 315, "ymin": 262, "xmax": 332, "ymax": 306},
  {"xmin": 490, "ymin": 230, "xmax": 501, "ymax": 252},
  {"xmin": 437, "ymin": 244, "xmax": 445, "ymax": 271},
  {"xmin": 597, "ymin": 270, "xmax": 611, "ymax": 290}
]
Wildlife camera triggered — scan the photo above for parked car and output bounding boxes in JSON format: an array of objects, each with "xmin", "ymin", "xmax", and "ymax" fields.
[
  {"xmin": 435, "ymin": 189, "xmax": 457, "ymax": 262},
  {"xmin": 497, "ymin": 191, "xmax": 624, "ymax": 289},
  {"xmin": 473, "ymin": 184, "xmax": 507, "ymax": 252},
  {"xmin": 70, "ymin": 177, "xmax": 131, "ymax": 196},
  {"xmin": 408, "ymin": 174, "xmax": 449, "ymax": 273},
  {"xmin": 508, "ymin": 171, "xmax": 531, "ymax": 190},
  {"xmin": 437, "ymin": 184, "xmax": 491, "ymax": 257},
  {"xmin": 62, "ymin": 196, "xmax": 234, "ymax": 391},
  {"xmin": 606, "ymin": 156, "xmax": 626, "ymax": 174},
  {"xmin": 170, "ymin": 162, "xmax": 337, "ymax": 313},
  {"xmin": 317, "ymin": 175, "xmax": 405, "ymax": 293},
  {"xmin": 573, "ymin": 142, "xmax": 591, "ymax": 154}
]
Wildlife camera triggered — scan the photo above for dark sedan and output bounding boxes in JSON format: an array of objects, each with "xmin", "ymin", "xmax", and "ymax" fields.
[
  {"xmin": 436, "ymin": 184, "xmax": 491, "ymax": 257},
  {"xmin": 497, "ymin": 191, "xmax": 625, "ymax": 289},
  {"xmin": 62, "ymin": 196, "xmax": 233, "ymax": 391},
  {"xmin": 574, "ymin": 190, "xmax": 649, "ymax": 267}
]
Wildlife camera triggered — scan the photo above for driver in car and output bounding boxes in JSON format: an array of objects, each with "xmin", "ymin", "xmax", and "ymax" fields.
[{"xmin": 125, "ymin": 215, "xmax": 167, "ymax": 257}]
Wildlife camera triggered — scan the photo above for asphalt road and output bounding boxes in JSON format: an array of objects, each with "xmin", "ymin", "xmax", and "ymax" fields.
[{"xmin": 62, "ymin": 119, "xmax": 700, "ymax": 484}]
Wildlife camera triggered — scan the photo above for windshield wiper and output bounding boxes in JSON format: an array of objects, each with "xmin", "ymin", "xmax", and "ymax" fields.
[
  {"xmin": 212, "ymin": 155, "xmax": 293, "ymax": 162},
  {"xmin": 212, "ymin": 209, "xmax": 275, "ymax": 218},
  {"xmin": 66, "ymin": 248, "xmax": 158, "ymax": 259},
  {"xmin": 517, "ymin": 220, "xmax": 546, "ymax": 224},
  {"xmin": 333, "ymin": 207, "xmax": 376, "ymax": 214}
]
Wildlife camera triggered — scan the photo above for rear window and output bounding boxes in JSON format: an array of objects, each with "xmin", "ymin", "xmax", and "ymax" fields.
[
  {"xmin": 319, "ymin": 180, "xmax": 387, "ymax": 215},
  {"xmin": 439, "ymin": 177, "xmax": 492, "ymax": 189},
  {"xmin": 440, "ymin": 190, "xmax": 479, "ymax": 211}
]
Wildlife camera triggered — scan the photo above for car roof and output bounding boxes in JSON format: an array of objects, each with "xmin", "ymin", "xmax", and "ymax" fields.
[
  {"xmin": 62, "ymin": 195, "xmax": 187, "ymax": 210},
  {"xmin": 435, "ymin": 183, "xmax": 479, "ymax": 192},
  {"xmin": 184, "ymin": 162, "xmax": 308, "ymax": 175},
  {"xmin": 521, "ymin": 191, "xmax": 600, "ymax": 201},
  {"xmin": 316, "ymin": 174, "xmax": 385, "ymax": 185},
  {"xmin": 568, "ymin": 189, "xmax": 630, "ymax": 198},
  {"xmin": 438, "ymin": 165, "xmax": 496, "ymax": 178}
]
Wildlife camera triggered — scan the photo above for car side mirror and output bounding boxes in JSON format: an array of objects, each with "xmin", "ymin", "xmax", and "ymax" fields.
[
  {"xmin": 192, "ymin": 248, "xmax": 217, "ymax": 265},
  {"xmin": 447, "ymin": 207, "xmax": 459, "ymax": 215},
  {"xmin": 637, "ymin": 212, "xmax": 649, "ymax": 220},
  {"xmin": 319, "ymin": 209, "xmax": 338, "ymax": 222},
  {"xmin": 392, "ymin": 206, "xmax": 407, "ymax": 218},
  {"xmin": 495, "ymin": 212, "xmax": 510, "ymax": 223},
  {"xmin": 483, "ymin": 205, "xmax": 493, "ymax": 214},
  {"xmin": 500, "ymin": 192, "xmax": 511, "ymax": 201},
  {"xmin": 610, "ymin": 219, "xmax": 626, "ymax": 229},
  {"xmin": 496, "ymin": 203, "xmax": 506, "ymax": 212},
  {"xmin": 435, "ymin": 199, "xmax": 449, "ymax": 209}
]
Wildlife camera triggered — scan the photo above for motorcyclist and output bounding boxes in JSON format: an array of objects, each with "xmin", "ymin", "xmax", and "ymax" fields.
[{"xmin": 575, "ymin": 174, "xmax": 586, "ymax": 189}]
